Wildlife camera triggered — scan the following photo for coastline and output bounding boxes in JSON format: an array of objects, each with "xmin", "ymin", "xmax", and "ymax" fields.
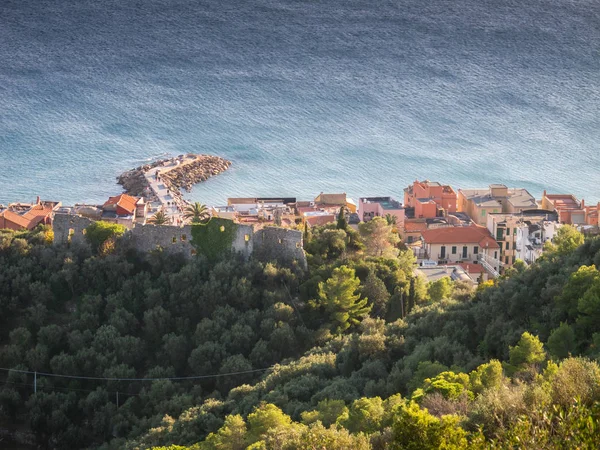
[{"xmin": 116, "ymin": 154, "xmax": 231, "ymax": 217}]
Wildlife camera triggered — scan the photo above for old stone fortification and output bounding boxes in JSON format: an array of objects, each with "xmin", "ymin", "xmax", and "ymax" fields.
[{"xmin": 52, "ymin": 213, "xmax": 307, "ymax": 268}]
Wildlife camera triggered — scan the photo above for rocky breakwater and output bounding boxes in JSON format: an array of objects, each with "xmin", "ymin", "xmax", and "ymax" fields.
[
  {"xmin": 117, "ymin": 154, "xmax": 231, "ymax": 210},
  {"xmin": 161, "ymin": 155, "xmax": 231, "ymax": 193}
]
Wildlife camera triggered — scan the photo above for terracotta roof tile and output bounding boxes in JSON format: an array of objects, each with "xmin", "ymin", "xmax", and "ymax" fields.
[
  {"xmin": 22, "ymin": 205, "xmax": 54, "ymax": 228},
  {"xmin": 421, "ymin": 225, "xmax": 500, "ymax": 249},
  {"xmin": 103, "ymin": 194, "xmax": 138, "ymax": 215},
  {"xmin": 404, "ymin": 221, "xmax": 428, "ymax": 232},
  {"xmin": 0, "ymin": 210, "xmax": 31, "ymax": 229}
]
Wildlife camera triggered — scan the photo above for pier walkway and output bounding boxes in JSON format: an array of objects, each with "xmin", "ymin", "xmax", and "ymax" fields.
[{"xmin": 143, "ymin": 155, "xmax": 197, "ymax": 225}]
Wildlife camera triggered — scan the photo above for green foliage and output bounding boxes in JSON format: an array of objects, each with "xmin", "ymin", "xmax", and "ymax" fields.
[
  {"xmin": 412, "ymin": 371, "xmax": 472, "ymax": 402},
  {"xmin": 190, "ymin": 218, "xmax": 237, "ymax": 260},
  {"xmin": 336, "ymin": 206, "xmax": 347, "ymax": 230},
  {"xmin": 391, "ymin": 401, "xmax": 468, "ymax": 450},
  {"xmin": 2, "ymin": 213, "xmax": 600, "ymax": 450},
  {"xmin": 469, "ymin": 360, "xmax": 503, "ymax": 395},
  {"xmin": 361, "ymin": 271, "xmax": 390, "ymax": 318},
  {"xmin": 358, "ymin": 217, "xmax": 400, "ymax": 258},
  {"xmin": 148, "ymin": 210, "xmax": 170, "ymax": 225},
  {"xmin": 547, "ymin": 322, "xmax": 576, "ymax": 359},
  {"xmin": 552, "ymin": 224, "xmax": 585, "ymax": 255},
  {"xmin": 340, "ymin": 396, "xmax": 385, "ymax": 434},
  {"xmin": 506, "ymin": 332, "xmax": 546, "ymax": 374},
  {"xmin": 202, "ymin": 414, "xmax": 247, "ymax": 450},
  {"xmin": 85, "ymin": 221, "xmax": 126, "ymax": 254},
  {"xmin": 183, "ymin": 202, "xmax": 210, "ymax": 224},
  {"xmin": 246, "ymin": 403, "xmax": 292, "ymax": 443},
  {"xmin": 315, "ymin": 266, "xmax": 372, "ymax": 334},
  {"xmin": 427, "ymin": 276, "xmax": 454, "ymax": 302}
]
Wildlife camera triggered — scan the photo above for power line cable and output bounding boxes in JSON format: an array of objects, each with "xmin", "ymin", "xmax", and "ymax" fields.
[{"xmin": 0, "ymin": 366, "xmax": 273, "ymax": 382}]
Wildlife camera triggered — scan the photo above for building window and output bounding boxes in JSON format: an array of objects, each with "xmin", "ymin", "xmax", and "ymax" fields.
[
  {"xmin": 512, "ymin": 256, "xmax": 516, "ymax": 264},
  {"xmin": 407, "ymin": 236, "xmax": 414, "ymax": 243},
  {"xmin": 296, "ymin": 242, "xmax": 301, "ymax": 248},
  {"xmin": 506, "ymin": 256, "xmax": 509, "ymax": 264},
  {"xmin": 244, "ymin": 234, "xmax": 250, "ymax": 242},
  {"xmin": 451, "ymin": 246, "xmax": 457, "ymax": 254},
  {"xmin": 440, "ymin": 246, "xmax": 446, "ymax": 259},
  {"xmin": 473, "ymin": 246, "xmax": 478, "ymax": 254},
  {"xmin": 462, "ymin": 246, "xmax": 468, "ymax": 258},
  {"xmin": 172, "ymin": 236, "xmax": 177, "ymax": 244},
  {"xmin": 506, "ymin": 242, "xmax": 510, "ymax": 250},
  {"xmin": 278, "ymin": 239, "xmax": 283, "ymax": 244},
  {"xmin": 494, "ymin": 251, "xmax": 498, "ymax": 259},
  {"xmin": 181, "ymin": 234, "xmax": 187, "ymax": 241},
  {"xmin": 513, "ymin": 242, "xmax": 517, "ymax": 250},
  {"xmin": 506, "ymin": 228, "xmax": 510, "ymax": 235},
  {"xmin": 514, "ymin": 228, "xmax": 517, "ymax": 235},
  {"xmin": 220, "ymin": 226, "xmax": 225, "ymax": 232},
  {"xmin": 191, "ymin": 249, "xmax": 197, "ymax": 256}
]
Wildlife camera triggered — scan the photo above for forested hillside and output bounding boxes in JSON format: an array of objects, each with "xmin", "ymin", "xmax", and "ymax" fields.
[{"xmin": 1, "ymin": 219, "xmax": 599, "ymax": 449}]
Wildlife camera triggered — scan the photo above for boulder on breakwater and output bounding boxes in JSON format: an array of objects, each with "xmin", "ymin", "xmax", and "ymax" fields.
[{"xmin": 117, "ymin": 154, "xmax": 231, "ymax": 206}]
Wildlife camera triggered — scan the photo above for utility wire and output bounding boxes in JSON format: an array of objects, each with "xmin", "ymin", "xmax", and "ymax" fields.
[
  {"xmin": 2, "ymin": 379, "xmax": 140, "ymax": 397},
  {"xmin": 0, "ymin": 366, "xmax": 273, "ymax": 382}
]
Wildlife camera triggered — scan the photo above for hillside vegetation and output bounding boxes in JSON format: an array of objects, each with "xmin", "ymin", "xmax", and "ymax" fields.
[{"xmin": 0, "ymin": 219, "xmax": 599, "ymax": 449}]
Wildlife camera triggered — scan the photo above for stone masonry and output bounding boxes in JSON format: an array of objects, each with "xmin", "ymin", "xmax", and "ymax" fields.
[{"xmin": 52, "ymin": 213, "xmax": 307, "ymax": 268}]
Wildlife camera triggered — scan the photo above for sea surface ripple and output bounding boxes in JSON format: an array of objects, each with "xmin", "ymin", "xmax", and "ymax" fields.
[{"xmin": 0, "ymin": 0, "xmax": 599, "ymax": 205}]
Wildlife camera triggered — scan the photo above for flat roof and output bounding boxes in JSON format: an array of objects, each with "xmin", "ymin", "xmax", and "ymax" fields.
[{"xmin": 360, "ymin": 196, "xmax": 403, "ymax": 210}]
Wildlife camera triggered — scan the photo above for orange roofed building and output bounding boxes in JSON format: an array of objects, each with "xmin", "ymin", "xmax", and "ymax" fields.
[
  {"xmin": 0, "ymin": 198, "xmax": 61, "ymax": 231},
  {"xmin": 421, "ymin": 225, "xmax": 501, "ymax": 274},
  {"xmin": 404, "ymin": 180, "xmax": 457, "ymax": 218},
  {"xmin": 102, "ymin": 194, "xmax": 146, "ymax": 227}
]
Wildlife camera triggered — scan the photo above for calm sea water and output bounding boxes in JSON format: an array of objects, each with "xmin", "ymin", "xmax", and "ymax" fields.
[{"xmin": 1, "ymin": 0, "xmax": 599, "ymax": 206}]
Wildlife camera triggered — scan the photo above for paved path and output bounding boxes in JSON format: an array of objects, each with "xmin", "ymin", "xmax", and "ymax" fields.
[{"xmin": 143, "ymin": 156, "xmax": 198, "ymax": 225}]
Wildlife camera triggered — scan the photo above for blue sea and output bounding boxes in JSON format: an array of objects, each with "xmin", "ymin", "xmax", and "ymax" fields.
[{"xmin": 1, "ymin": 0, "xmax": 599, "ymax": 206}]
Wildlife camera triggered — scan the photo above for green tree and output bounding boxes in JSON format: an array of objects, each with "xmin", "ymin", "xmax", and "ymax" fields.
[
  {"xmin": 358, "ymin": 217, "xmax": 400, "ymax": 258},
  {"xmin": 506, "ymin": 332, "xmax": 546, "ymax": 375},
  {"xmin": 556, "ymin": 265, "xmax": 599, "ymax": 320},
  {"xmin": 246, "ymin": 404, "xmax": 292, "ymax": 444},
  {"xmin": 391, "ymin": 401, "xmax": 468, "ymax": 450},
  {"xmin": 469, "ymin": 360, "xmax": 503, "ymax": 395},
  {"xmin": 361, "ymin": 271, "xmax": 390, "ymax": 318},
  {"xmin": 427, "ymin": 276, "xmax": 453, "ymax": 302},
  {"xmin": 203, "ymin": 414, "xmax": 247, "ymax": 450},
  {"xmin": 85, "ymin": 221, "xmax": 126, "ymax": 254},
  {"xmin": 148, "ymin": 210, "xmax": 170, "ymax": 225},
  {"xmin": 341, "ymin": 396, "xmax": 385, "ymax": 434},
  {"xmin": 300, "ymin": 399, "xmax": 348, "ymax": 427},
  {"xmin": 316, "ymin": 266, "xmax": 372, "ymax": 333},
  {"xmin": 385, "ymin": 213, "xmax": 397, "ymax": 226},
  {"xmin": 184, "ymin": 202, "xmax": 210, "ymax": 224},
  {"xmin": 576, "ymin": 277, "xmax": 600, "ymax": 335},
  {"xmin": 551, "ymin": 224, "xmax": 585, "ymax": 255},
  {"xmin": 336, "ymin": 206, "xmax": 348, "ymax": 230},
  {"xmin": 547, "ymin": 322, "xmax": 576, "ymax": 359}
]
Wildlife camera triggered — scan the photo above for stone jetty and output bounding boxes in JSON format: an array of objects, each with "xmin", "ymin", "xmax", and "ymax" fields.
[{"xmin": 117, "ymin": 154, "xmax": 231, "ymax": 215}]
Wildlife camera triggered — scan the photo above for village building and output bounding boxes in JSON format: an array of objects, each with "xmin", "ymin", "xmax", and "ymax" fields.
[
  {"xmin": 420, "ymin": 225, "xmax": 501, "ymax": 277},
  {"xmin": 0, "ymin": 197, "xmax": 61, "ymax": 231},
  {"xmin": 358, "ymin": 196, "xmax": 405, "ymax": 227},
  {"xmin": 303, "ymin": 211, "xmax": 337, "ymax": 227},
  {"xmin": 415, "ymin": 264, "xmax": 482, "ymax": 287},
  {"xmin": 540, "ymin": 191, "xmax": 590, "ymax": 225},
  {"xmin": 314, "ymin": 192, "xmax": 357, "ymax": 213},
  {"xmin": 101, "ymin": 194, "xmax": 147, "ymax": 228},
  {"xmin": 404, "ymin": 180, "xmax": 457, "ymax": 217},
  {"xmin": 585, "ymin": 203, "xmax": 599, "ymax": 227},
  {"xmin": 225, "ymin": 197, "xmax": 297, "ymax": 227},
  {"xmin": 458, "ymin": 184, "xmax": 538, "ymax": 226},
  {"xmin": 486, "ymin": 211, "xmax": 559, "ymax": 267}
]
